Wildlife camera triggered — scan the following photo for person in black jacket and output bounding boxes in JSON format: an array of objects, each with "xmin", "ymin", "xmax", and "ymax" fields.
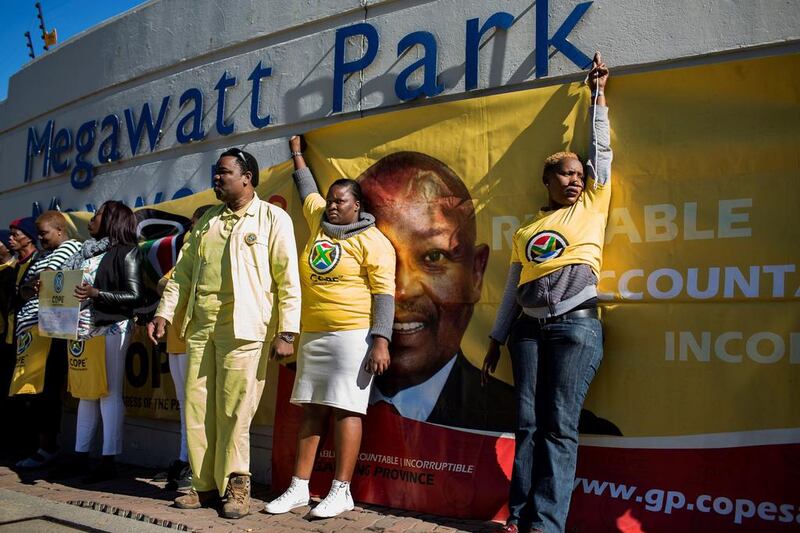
[{"xmin": 53, "ymin": 201, "xmax": 143, "ymax": 483}]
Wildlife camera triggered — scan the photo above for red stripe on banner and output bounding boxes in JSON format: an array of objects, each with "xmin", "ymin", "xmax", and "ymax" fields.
[
  {"xmin": 272, "ymin": 366, "xmax": 800, "ymax": 531},
  {"xmin": 155, "ymin": 235, "xmax": 175, "ymax": 275}
]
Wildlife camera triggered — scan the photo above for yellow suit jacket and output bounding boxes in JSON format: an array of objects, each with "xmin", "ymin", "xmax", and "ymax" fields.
[{"xmin": 156, "ymin": 192, "xmax": 301, "ymax": 341}]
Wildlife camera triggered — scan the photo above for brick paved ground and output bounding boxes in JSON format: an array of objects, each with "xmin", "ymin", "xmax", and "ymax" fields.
[{"xmin": 0, "ymin": 460, "xmax": 502, "ymax": 532}]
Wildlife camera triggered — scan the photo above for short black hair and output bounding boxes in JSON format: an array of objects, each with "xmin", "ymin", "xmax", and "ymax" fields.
[
  {"xmin": 328, "ymin": 178, "xmax": 363, "ymax": 205},
  {"xmin": 219, "ymin": 148, "xmax": 260, "ymax": 187}
]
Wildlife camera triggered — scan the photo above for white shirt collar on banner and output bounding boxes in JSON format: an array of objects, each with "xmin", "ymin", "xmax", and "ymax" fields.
[{"xmin": 369, "ymin": 354, "xmax": 457, "ymax": 422}]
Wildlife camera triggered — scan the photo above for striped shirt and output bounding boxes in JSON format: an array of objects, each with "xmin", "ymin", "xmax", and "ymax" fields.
[{"xmin": 15, "ymin": 239, "xmax": 82, "ymax": 335}]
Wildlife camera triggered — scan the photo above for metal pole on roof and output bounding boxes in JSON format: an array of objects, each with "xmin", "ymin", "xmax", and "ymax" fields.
[
  {"xmin": 35, "ymin": 2, "xmax": 50, "ymax": 51},
  {"xmin": 24, "ymin": 31, "xmax": 36, "ymax": 59}
]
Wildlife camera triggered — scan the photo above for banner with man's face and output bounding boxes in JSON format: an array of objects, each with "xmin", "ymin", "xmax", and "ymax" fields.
[
  {"xmin": 272, "ymin": 53, "xmax": 800, "ymax": 533},
  {"xmin": 64, "ymin": 54, "xmax": 798, "ymax": 532}
]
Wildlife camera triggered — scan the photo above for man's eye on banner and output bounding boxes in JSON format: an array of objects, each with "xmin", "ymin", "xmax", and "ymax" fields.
[{"xmin": 135, "ymin": 209, "xmax": 191, "ymax": 309}]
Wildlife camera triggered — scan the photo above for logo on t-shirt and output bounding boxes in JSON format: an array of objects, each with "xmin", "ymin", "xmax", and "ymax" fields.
[
  {"xmin": 526, "ymin": 230, "xmax": 568, "ymax": 263},
  {"xmin": 17, "ymin": 331, "xmax": 32, "ymax": 355},
  {"xmin": 309, "ymin": 240, "xmax": 342, "ymax": 274},
  {"xmin": 69, "ymin": 340, "xmax": 85, "ymax": 358}
]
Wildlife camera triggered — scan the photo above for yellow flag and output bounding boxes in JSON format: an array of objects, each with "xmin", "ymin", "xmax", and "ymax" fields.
[
  {"xmin": 10, "ymin": 329, "xmax": 52, "ymax": 395},
  {"xmin": 44, "ymin": 29, "xmax": 57, "ymax": 47},
  {"xmin": 67, "ymin": 337, "xmax": 108, "ymax": 400}
]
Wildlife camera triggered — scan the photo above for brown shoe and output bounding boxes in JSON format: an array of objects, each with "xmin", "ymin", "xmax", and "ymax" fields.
[
  {"xmin": 222, "ymin": 474, "xmax": 251, "ymax": 519},
  {"xmin": 174, "ymin": 489, "xmax": 220, "ymax": 509}
]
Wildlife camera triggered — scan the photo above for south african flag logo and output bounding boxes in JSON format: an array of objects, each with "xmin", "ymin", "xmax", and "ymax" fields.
[
  {"xmin": 526, "ymin": 230, "xmax": 568, "ymax": 263},
  {"xmin": 308, "ymin": 240, "xmax": 341, "ymax": 274}
]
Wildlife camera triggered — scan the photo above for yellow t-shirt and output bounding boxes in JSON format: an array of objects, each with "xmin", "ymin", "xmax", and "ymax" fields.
[
  {"xmin": 512, "ymin": 177, "xmax": 611, "ymax": 285},
  {"xmin": 299, "ymin": 194, "xmax": 395, "ymax": 333}
]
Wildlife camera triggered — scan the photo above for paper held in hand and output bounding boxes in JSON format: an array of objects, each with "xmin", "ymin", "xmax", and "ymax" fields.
[{"xmin": 38, "ymin": 269, "xmax": 83, "ymax": 340}]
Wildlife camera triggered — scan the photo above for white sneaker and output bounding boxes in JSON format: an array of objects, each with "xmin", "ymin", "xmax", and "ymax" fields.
[
  {"xmin": 309, "ymin": 479, "xmax": 354, "ymax": 518},
  {"xmin": 264, "ymin": 476, "xmax": 310, "ymax": 514}
]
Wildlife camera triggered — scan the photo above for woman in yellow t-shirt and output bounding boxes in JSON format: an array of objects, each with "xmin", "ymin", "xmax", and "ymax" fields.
[
  {"xmin": 482, "ymin": 53, "xmax": 612, "ymax": 533},
  {"xmin": 266, "ymin": 135, "xmax": 396, "ymax": 519}
]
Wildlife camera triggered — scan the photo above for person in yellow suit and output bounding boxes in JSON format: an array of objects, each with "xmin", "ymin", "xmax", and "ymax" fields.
[{"xmin": 148, "ymin": 148, "xmax": 301, "ymax": 519}]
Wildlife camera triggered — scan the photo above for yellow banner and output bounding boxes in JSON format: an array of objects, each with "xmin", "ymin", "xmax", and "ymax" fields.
[
  {"xmin": 297, "ymin": 53, "xmax": 800, "ymax": 438},
  {"xmin": 66, "ymin": 54, "xmax": 799, "ymax": 439}
]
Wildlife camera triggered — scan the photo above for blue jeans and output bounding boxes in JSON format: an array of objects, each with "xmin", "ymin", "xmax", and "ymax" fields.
[{"xmin": 507, "ymin": 313, "xmax": 603, "ymax": 533}]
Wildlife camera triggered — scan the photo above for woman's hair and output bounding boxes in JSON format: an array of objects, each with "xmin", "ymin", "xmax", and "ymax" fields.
[
  {"xmin": 328, "ymin": 178, "xmax": 363, "ymax": 206},
  {"xmin": 36, "ymin": 210, "xmax": 68, "ymax": 232},
  {"xmin": 542, "ymin": 151, "xmax": 581, "ymax": 183},
  {"xmin": 99, "ymin": 200, "xmax": 138, "ymax": 246},
  {"xmin": 219, "ymin": 148, "xmax": 260, "ymax": 187}
]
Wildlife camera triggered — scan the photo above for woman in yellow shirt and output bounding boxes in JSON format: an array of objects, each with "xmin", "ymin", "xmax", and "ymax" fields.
[
  {"xmin": 266, "ymin": 135, "xmax": 396, "ymax": 519},
  {"xmin": 483, "ymin": 53, "xmax": 611, "ymax": 533}
]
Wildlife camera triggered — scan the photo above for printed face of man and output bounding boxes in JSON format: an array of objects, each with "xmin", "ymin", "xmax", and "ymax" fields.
[{"xmin": 359, "ymin": 154, "xmax": 489, "ymax": 395}]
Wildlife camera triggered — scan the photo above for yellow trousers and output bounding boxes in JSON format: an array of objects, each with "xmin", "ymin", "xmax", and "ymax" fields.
[{"xmin": 184, "ymin": 306, "xmax": 267, "ymax": 496}]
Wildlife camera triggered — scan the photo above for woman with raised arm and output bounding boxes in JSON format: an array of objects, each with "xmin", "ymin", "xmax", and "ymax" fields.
[
  {"xmin": 482, "ymin": 52, "xmax": 612, "ymax": 533},
  {"xmin": 265, "ymin": 135, "xmax": 396, "ymax": 519}
]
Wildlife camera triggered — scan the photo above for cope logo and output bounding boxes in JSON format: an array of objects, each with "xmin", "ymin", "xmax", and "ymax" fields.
[
  {"xmin": 308, "ymin": 240, "xmax": 341, "ymax": 274},
  {"xmin": 54, "ymin": 271, "xmax": 64, "ymax": 294},
  {"xmin": 69, "ymin": 340, "xmax": 85, "ymax": 358},
  {"xmin": 526, "ymin": 231, "xmax": 568, "ymax": 263},
  {"xmin": 17, "ymin": 332, "xmax": 32, "ymax": 355}
]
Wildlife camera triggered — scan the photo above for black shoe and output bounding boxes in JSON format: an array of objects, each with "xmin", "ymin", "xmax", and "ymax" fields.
[
  {"xmin": 175, "ymin": 464, "xmax": 192, "ymax": 491},
  {"xmin": 48, "ymin": 453, "xmax": 89, "ymax": 480},
  {"xmin": 165, "ymin": 459, "xmax": 190, "ymax": 491},
  {"xmin": 82, "ymin": 462, "xmax": 117, "ymax": 484}
]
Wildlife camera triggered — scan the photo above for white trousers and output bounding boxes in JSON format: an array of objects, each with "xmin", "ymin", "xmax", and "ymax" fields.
[
  {"xmin": 168, "ymin": 352, "xmax": 189, "ymax": 462},
  {"xmin": 75, "ymin": 330, "xmax": 130, "ymax": 456}
]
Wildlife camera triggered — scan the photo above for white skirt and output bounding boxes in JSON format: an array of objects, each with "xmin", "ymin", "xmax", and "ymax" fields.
[{"xmin": 290, "ymin": 328, "xmax": 374, "ymax": 414}]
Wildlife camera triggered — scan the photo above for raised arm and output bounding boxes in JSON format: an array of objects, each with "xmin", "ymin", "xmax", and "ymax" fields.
[
  {"xmin": 586, "ymin": 52, "xmax": 612, "ymax": 188},
  {"xmin": 289, "ymin": 135, "xmax": 321, "ymax": 201}
]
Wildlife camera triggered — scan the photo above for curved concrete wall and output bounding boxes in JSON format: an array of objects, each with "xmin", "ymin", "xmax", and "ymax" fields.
[
  {"xmin": 2, "ymin": 0, "xmax": 798, "ymax": 477},
  {"xmin": 1, "ymin": 0, "xmax": 798, "ymax": 220}
]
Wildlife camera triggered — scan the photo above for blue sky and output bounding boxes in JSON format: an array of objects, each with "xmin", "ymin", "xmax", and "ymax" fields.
[{"xmin": 0, "ymin": 0, "xmax": 146, "ymax": 101}]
